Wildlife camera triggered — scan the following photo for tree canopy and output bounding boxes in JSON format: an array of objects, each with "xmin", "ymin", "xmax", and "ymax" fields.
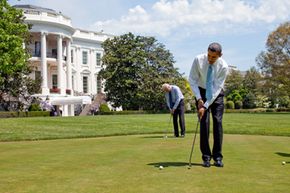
[
  {"xmin": 99, "ymin": 33, "xmax": 187, "ymax": 111},
  {"xmin": 256, "ymin": 21, "xmax": 290, "ymax": 107},
  {"xmin": 0, "ymin": 1, "xmax": 39, "ymax": 111}
]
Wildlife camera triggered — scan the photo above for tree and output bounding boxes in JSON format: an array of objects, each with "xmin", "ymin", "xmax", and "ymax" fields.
[
  {"xmin": 0, "ymin": 1, "xmax": 38, "ymax": 111},
  {"xmin": 256, "ymin": 21, "xmax": 290, "ymax": 107},
  {"xmin": 224, "ymin": 69, "xmax": 244, "ymax": 96},
  {"xmin": 242, "ymin": 67, "xmax": 262, "ymax": 108},
  {"xmin": 100, "ymin": 33, "xmax": 184, "ymax": 111}
]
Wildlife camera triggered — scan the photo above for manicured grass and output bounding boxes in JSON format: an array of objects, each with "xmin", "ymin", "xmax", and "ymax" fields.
[
  {"xmin": 0, "ymin": 113, "xmax": 289, "ymax": 141},
  {"xmin": 0, "ymin": 134, "xmax": 289, "ymax": 193}
]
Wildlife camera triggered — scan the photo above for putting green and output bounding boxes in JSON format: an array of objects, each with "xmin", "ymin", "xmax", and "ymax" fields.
[{"xmin": 0, "ymin": 134, "xmax": 289, "ymax": 193}]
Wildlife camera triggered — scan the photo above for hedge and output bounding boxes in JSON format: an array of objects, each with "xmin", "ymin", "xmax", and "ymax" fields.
[{"xmin": 0, "ymin": 111, "xmax": 50, "ymax": 118}]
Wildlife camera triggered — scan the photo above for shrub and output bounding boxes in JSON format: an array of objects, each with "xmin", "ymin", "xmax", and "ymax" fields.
[
  {"xmin": 235, "ymin": 100, "xmax": 243, "ymax": 109},
  {"xmin": 99, "ymin": 104, "xmax": 110, "ymax": 113},
  {"xmin": 226, "ymin": 101, "xmax": 234, "ymax": 109},
  {"xmin": 28, "ymin": 103, "xmax": 42, "ymax": 111}
]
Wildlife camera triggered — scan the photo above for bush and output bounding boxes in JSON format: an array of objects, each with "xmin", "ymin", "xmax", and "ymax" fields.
[
  {"xmin": 0, "ymin": 111, "xmax": 50, "ymax": 118},
  {"xmin": 226, "ymin": 101, "xmax": 234, "ymax": 109},
  {"xmin": 235, "ymin": 100, "xmax": 243, "ymax": 109},
  {"xmin": 28, "ymin": 103, "xmax": 42, "ymax": 111},
  {"xmin": 99, "ymin": 104, "xmax": 110, "ymax": 113}
]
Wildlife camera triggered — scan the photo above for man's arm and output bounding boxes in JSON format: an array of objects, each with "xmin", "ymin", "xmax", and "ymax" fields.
[
  {"xmin": 189, "ymin": 58, "xmax": 202, "ymax": 100},
  {"xmin": 164, "ymin": 93, "xmax": 171, "ymax": 110}
]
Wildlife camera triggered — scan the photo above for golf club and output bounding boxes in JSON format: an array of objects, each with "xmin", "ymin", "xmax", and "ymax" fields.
[
  {"xmin": 188, "ymin": 118, "xmax": 200, "ymax": 169},
  {"xmin": 164, "ymin": 114, "xmax": 172, "ymax": 139}
]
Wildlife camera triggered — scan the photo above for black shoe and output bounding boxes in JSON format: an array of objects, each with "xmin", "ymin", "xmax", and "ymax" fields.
[
  {"xmin": 202, "ymin": 160, "xmax": 211, "ymax": 167},
  {"xmin": 214, "ymin": 160, "xmax": 224, "ymax": 167}
]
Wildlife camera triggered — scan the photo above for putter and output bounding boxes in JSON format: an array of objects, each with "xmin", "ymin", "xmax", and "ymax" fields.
[
  {"xmin": 188, "ymin": 118, "xmax": 200, "ymax": 169},
  {"xmin": 164, "ymin": 114, "xmax": 172, "ymax": 138}
]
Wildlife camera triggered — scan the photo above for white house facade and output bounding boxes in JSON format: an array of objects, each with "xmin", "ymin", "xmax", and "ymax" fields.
[{"xmin": 14, "ymin": 5, "xmax": 113, "ymax": 116}]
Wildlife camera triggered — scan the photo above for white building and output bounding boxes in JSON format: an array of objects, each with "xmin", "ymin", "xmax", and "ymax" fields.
[{"xmin": 14, "ymin": 5, "xmax": 113, "ymax": 116}]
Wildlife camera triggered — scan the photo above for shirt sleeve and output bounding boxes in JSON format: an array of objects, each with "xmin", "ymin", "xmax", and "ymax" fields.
[
  {"xmin": 165, "ymin": 93, "xmax": 171, "ymax": 110},
  {"xmin": 188, "ymin": 58, "xmax": 202, "ymax": 100},
  {"xmin": 203, "ymin": 66, "xmax": 228, "ymax": 109}
]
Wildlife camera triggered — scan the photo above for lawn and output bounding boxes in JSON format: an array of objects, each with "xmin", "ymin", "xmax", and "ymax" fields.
[
  {"xmin": 0, "ymin": 113, "xmax": 289, "ymax": 141},
  {"xmin": 0, "ymin": 134, "xmax": 289, "ymax": 193},
  {"xmin": 0, "ymin": 113, "xmax": 289, "ymax": 193}
]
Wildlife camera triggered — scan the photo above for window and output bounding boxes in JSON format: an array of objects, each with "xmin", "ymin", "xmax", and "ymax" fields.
[
  {"xmin": 34, "ymin": 41, "xmax": 41, "ymax": 57},
  {"xmin": 52, "ymin": 49, "xmax": 57, "ymax": 58},
  {"xmin": 97, "ymin": 76, "xmax": 102, "ymax": 94},
  {"xmin": 82, "ymin": 51, "xmax": 88, "ymax": 64},
  {"xmin": 52, "ymin": 74, "xmax": 58, "ymax": 89},
  {"xmin": 96, "ymin": 53, "xmax": 101, "ymax": 66},
  {"xmin": 35, "ymin": 71, "xmax": 41, "ymax": 80},
  {"xmin": 71, "ymin": 49, "xmax": 74, "ymax": 63},
  {"xmin": 83, "ymin": 76, "xmax": 88, "ymax": 93}
]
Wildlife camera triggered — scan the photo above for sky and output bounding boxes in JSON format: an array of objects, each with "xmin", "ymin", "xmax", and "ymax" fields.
[{"xmin": 8, "ymin": 0, "xmax": 290, "ymax": 76}]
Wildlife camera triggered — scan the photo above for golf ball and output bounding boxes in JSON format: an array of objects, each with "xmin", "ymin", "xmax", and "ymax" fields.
[
  {"xmin": 159, "ymin": 165, "xmax": 163, "ymax": 169},
  {"xmin": 282, "ymin": 161, "xmax": 286, "ymax": 165}
]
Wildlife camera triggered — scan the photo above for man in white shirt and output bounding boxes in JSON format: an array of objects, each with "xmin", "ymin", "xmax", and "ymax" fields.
[
  {"xmin": 188, "ymin": 43, "xmax": 228, "ymax": 167},
  {"xmin": 162, "ymin": 83, "xmax": 186, "ymax": 137}
]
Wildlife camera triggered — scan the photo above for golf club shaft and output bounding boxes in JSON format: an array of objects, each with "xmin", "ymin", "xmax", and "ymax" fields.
[
  {"xmin": 164, "ymin": 114, "xmax": 172, "ymax": 137},
  {"xmin": 188, "ymin": 119, "xmax": 200, "ymax": 167}
]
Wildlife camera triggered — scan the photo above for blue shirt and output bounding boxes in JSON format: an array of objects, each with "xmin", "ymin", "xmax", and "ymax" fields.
[{"xmin": 165, "ymin": 85, "xmax": 184, "ymax": 110}]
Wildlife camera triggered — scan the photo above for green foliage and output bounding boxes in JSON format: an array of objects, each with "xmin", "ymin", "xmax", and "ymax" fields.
[
  {"xmin": 243, "ymin": 92, "xmax": 257, "ymax": 109},
  {"xmin": 235, "ymin": 100, "xmax": 243, "ymax": 109},
  {"xmin": 0, "ymin": 1, "xmax": 39, "ymax": 111},
  {"xmin": 226, "ymin": 89, "xmax": 242, "ymax": 103},
  {"xmin": 256, "ymin": 21, "xmax": 290, "ymax": 107},
  {"xmin": 99, "ymin": 103, "xmax": 110, "ymax": 112},
  {"xmin": 0, "ymin": 111, "xmax": 50, "ymax": 118},
  {"xmin": 224, "ymin": 69, "xmax": 243, "ymax": 96},
  {"xmin": 28, "ymin": 103, "xmax": 41, "ymax": 111},
  {"xmin": 225, "ymin": 100, "xmax": 234, "ymax": 109},
  {"xmin": 100, "ymin": 33, "xmax": 183, "ymax": 111}
]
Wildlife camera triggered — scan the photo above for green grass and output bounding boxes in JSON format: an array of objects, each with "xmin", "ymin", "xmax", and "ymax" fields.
[
  {"xmin": 0, "ymin": 113, "xmax": 289, "ymax": 192},
  {"xmin": 0, "ymin": 134, "xmax": 289, "ymax": 193},
  {"xmin": 0, "ymin": 113, "xmax": 290, "ymax": 141}
]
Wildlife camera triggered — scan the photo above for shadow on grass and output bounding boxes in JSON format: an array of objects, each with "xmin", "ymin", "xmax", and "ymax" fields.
[
  {"xmin": 275, "ymin": 152, "xmax": 290, "ymax": 157},
  {"xmin": 147, "ymin": 162, "xmax": 203, "ymax": 168}
]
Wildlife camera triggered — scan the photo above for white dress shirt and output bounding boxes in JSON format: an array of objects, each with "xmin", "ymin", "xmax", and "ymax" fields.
[{"xmin": 189, "ymin": 53, "xmax": 228, "ymax": 109}]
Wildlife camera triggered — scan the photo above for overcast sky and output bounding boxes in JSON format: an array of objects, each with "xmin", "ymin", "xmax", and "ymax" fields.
[{"xmin": 9, "ymin": 0, "xmax": 290, "ymax": 76}]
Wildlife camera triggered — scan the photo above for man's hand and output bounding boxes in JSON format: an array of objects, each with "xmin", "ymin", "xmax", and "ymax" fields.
[
  {"xmin": 197, "ymin": 99, "xmax": 204, "ymax": 109},
  {"xmin": 170, "ymin": 109, "xmax": 175, "ymax": 115},
  {"xmin": 198, "ymin": 107, "xmax": 205, "ymax": 119}
]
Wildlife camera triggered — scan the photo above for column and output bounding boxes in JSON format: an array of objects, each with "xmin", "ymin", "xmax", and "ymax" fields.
[
  {"xmin": 75, "ymin": 46, "xmax": 81, "ymax": 92},
  {"xmin": 57, "ymin": 35, "xmax": 65, "ymax": 95},
  {"xmin": 66, "ymin": 39, "xmax": 72, "ymax": 94},
  {"xmin": 41, "ymin": 32, "xmax": 49, "ymax": 95},
  {"xmin": 66, "ymin": 38, "xmax": 74, "ymax": 116},
  {"xmin": 90, "ymin": 49, "xmax": 96, "ymax": 94}
]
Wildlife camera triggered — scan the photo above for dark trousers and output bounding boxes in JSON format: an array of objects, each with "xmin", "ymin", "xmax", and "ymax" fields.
[
  {"xmin": 197, "ymin": 87, "xmax": 224, "ymax": 161},
  {"xmin": 173, "ymin": 99, "xmax": 185, "ymax": 137}
]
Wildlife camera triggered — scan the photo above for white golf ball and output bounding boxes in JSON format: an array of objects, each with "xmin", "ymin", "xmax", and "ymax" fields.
[
  {"xmin": 282, "ymin": 161, "xmax": 286, "ymax": 165},
  {"xmin": 159, "ymin": 165, "xmax": 164, "ymax": 169}
]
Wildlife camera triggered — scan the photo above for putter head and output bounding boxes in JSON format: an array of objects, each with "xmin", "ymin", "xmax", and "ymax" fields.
[{"xmin": 187, "ymin": 165, "xmax": 191, "ymax": 169}]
